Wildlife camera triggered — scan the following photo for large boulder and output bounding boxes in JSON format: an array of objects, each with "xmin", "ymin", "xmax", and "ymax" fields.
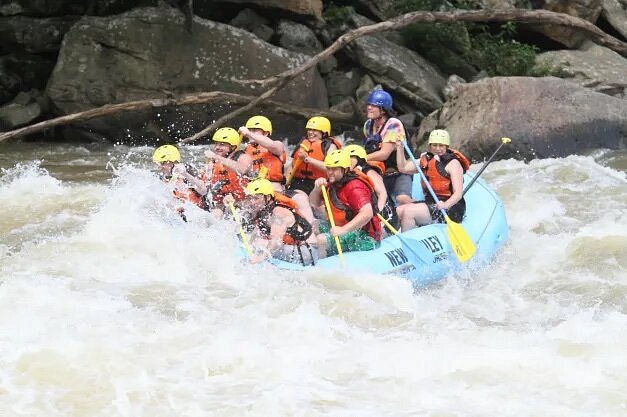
[
  {"xmin": 46, "ymin": 7, "xmax": 328, "ymax": 142},
  {"xmin": 214, "ymin": 0, "xmax": 322, "ymax": 20},
  {"xmin": 530, "ymin": 0, "xmax": 603, "ymax": 48},
  {"xmin": 0, "ymin": 16, "xmax": 78, "ymax": 53},
  {"xmin": 416, "ymin": 77, "xmax": 627, "ymax": 160},
  {"xmin": 601, "ymin": 0, "xmax": 627, "ymax": 39},
  {"xmin": 536, "ymin": 42, "xmax": 627, "ymax": 98}
]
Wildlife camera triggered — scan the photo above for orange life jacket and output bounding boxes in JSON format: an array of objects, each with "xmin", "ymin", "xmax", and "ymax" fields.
[
  {"xmin": 254, "ymin": 192, "xmax": 313, "ymax": 245},
  {"xmin": 245, "ymin": 142, "xmax": 286, "ymax": 183},
  {"xmin": 419, "ymin": 149, "xmax": 470, "ymax": 200},
  {"xmin": 328, "ymin": 170, "xmax": 382, "ymax": 241},
  {"xmin": 169, "ymin": 164, "xmax": 209, "ymax": 210},
  {"xmin": 292, "ymin": 136, "xmax": 342, "ymax": 181},
  {"xmin": 208, "ymin": 150, "xmax": 248, "ymax": 205}
]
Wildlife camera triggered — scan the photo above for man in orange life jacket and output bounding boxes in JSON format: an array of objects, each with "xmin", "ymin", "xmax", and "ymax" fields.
[
  {"xmin": 152, "ymin": 144, "xmax": 208, "ymax": 219},
  {"xmin": 239, "ymin": 115, "xmax": 286, "ymax": 192},
  {"xmin": 309, "ymin": 149, "xmax": 382, "ymax": 259},
  {"xmin": 203, "ymin": 127, "xmax": 252, "ymax": 217},
  {"xmin": 395, "ymin": 129, "xmax": 471, "ymax": 231},
  {"xmin": 345, "ymin": 144, "xmax": 398, "ymax": 230},
  {"xmin": 362, "ymin": 89, "xmax": 413, "ymax": 206},
  {"xmin": 244, "ymin": 178, "xmax": 318, "ymax": 265},
  {"xmin": 286, "ymin": 116, "xmax": 341, "ymax": 195}
]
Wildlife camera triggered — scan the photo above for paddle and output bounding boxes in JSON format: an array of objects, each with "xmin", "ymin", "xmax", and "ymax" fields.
[
  {"xmin": 402, "ymin": 140, "xmax": 476, "ymax": 263},
  {"xmin": 228, "ymin": 201, "xmax": 253, "ymax": 257},
  {"xmin": 321, "ymin": 184, "xmax": 344, "ymax": 262},
  {"xmin": 463, "ymin": 137, "xmax": 511, "ymax": 197},
  {"xmin": 286, "ymin": 143, "xmax": 310, "ymax": 186},
  {"xmin": 377, "ymin": 213, "xmax": 428, "ymax": 266}
]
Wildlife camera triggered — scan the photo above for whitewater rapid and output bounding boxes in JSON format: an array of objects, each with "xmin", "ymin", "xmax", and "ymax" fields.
[{"xmin": 1, "ymin": 144, "xmax": 625, "ymax": 416}]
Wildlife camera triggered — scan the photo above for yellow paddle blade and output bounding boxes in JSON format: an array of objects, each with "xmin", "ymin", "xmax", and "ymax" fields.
[{"xmin": 444, "ymin": 215, "xmax": 476, "ymax": 263}]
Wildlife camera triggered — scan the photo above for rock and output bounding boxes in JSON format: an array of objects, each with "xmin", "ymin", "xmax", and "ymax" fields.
[
  {"xmin": 0, "ymin": 90, "xmax": 42, "ymax": 130},
  {"xmin": 536, "ymin": 41, "xmax": 627, "ymax": 98},
  {"xmin": 214, "ymin": 0, "xmax": 322, "ymax": 20},
  {"xmin": 326, "ymin": 68, "xmax": 361, "ymax": 98},
  {"xmin": 601, "ymin": 0, "xmax": 627, "ymax": 39},
  {"xmin": 229, "ymin": 8, "xmax": 273, "ymax": 42},
  {"xmin": 443, "ymin": 75, "xmax": 467, "ymax": 101},
  {"xmin": 345, "ymin": 14, "xmax": 446, "ymax": 114},
  {"xmin": 46, "ymin": 7, "xmax": 328, "ymax": 142},
  {"xmin": 415, "ymin": 77, "xmax": 627, "ymax": 160},
  {"xmin": 0, "ymin": 16, "xmax": 79, "ymax": 53},
  {"xmin": 276, "ymin": 20, "xmax": 323, "ymax": 55},
  {"xmin": 529, "ymin": 0, "xmax": 603, "ymax": 48}
]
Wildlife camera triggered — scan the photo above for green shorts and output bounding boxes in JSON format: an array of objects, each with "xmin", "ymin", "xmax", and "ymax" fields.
[{"xmin": 319, "ymin": 222, "xmax": 379, "ymax": 256}]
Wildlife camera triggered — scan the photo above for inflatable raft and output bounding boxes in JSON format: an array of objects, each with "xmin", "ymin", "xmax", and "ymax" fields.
[{"xmin": 253, "ymin": 173, "xmax": 508, "ymax": 287}]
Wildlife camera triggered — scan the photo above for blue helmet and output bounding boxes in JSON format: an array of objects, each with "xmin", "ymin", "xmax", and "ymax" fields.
[{"xmin": 367, "ymin": 89, "xmax": 393, "ymax": 112}]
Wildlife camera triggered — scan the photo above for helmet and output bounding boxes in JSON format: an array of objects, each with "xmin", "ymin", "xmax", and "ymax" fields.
[
  {"xmin": 344, "ymin": 144, "xmax": 367, "ymax": 160},
  {"xmin": 305, "ymin": 116, "xmax": 331, "ymax": 136},
  {"xmin": 246, "ymin": 178, "xmax": 275, "ymax": 196},
  {"xmin": 428, "ymin": 129, "xmax": 451, "ymax": 146},
  {"xmin": 212, "ymin": 127, "xmax": 241, "ymax": 147},
  {"xmin": 245, "ymin": 115, "xmax": 272, "ymax": 134},
  {"xmin": 367, "ymin": 89, "xmax": 393, "ymax": 112},
  {"xmin": 324, "ymin": 149, "xmax": 351, "ymax": 169},
  {"xmin": 152, "ymin": 144, "xmax": 180, "ymax": 163}
]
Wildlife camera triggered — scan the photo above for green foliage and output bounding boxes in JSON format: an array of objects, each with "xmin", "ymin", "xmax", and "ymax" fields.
[
  {"xmin": 467, "ymin": 25, "xmax": 538, "ymax": 76},
  {"xmin": 323, "ymin": 2, "xmax": 355, "ymax": 26}
]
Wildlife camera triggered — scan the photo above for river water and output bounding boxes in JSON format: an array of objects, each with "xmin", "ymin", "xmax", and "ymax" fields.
[{"xmin": 1, "ymin": 141, "xmax": 626, "ymax": 416}]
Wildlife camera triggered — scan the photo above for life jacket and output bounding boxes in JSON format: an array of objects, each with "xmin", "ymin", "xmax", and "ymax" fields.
[
  {"xmin": 245, "ymin": 142, "xmax": 286, "ymax": 183},
  {"xmin": 292, "ymin": 136, "xmax": 342, "ymax": 180},
  {"xmin": 358, "ymin": 163, "xmax": 397, "ymax": 224},
  {"xmin": 170, "ymin": 163, "xmax": 209, "ymax": 210},
  {"xmin": 254, "ymin": 192, "xmax": 313, "ymax": 245},
  {"xmin": 363, "ymin": 117, "xmax": 406, "ymax": 174},
  {"xmin": 419, "ymin": 149, "xmax": 470, "ymax": 200},
  {"xmin": 328, "ymin": 170, "xmax": 382, "ymax": 241},
  {"xmin": 208, "ymin": 150, "xmax": 248, "ymax": 205}
]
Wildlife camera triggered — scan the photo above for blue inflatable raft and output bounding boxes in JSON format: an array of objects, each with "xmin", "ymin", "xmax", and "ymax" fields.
[{"xmin": 253, "ymin": 173, "xmax": 508, "ymax": 287}]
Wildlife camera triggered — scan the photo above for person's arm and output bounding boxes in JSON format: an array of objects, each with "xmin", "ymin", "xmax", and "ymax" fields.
[
  {"xmin": 437, "ymin": 159, "xmax": 464, "ymax": 210},
  {"xmin": 266, "ymin": 207, "xmax": 293, "ymax": 252},
  {"xmin": 173, "ymin": 164, "xmax": 208, "ymax": 195},
  {"xmin": 368, "ymin": 171, "xmax": 388, "ymax": 211},
  {"xmin": 331, "ymin": 203, "xmax": 373, "ymax": 236},
  {"xmin": 366, "ymin": 141, "xmax": 395, "ymax": 162},
  {"xmin": 309, "ymin": 177, "xmax": 328, "ymax": 218},
  {"xmin": 304, "ymin": 142, "xmax": 337, "ymax": 171},
  {"xmin": 395, "ymin": 139, "xmax": 417, "ymax": 173},
  {"xmin": 240, "ymin": 126, "xmax": 284, "ymax": 156},
  {"xmin": 205, "ymin": 150, "xmax": 252, "ymax": 175}
]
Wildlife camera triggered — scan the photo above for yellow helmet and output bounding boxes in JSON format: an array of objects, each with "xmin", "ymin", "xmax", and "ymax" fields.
[
  {"xmin": 428, "ymin": 129, "xmax": 451, "ymax": 146},
  {"xmin": 305, "ymin": 116, "xmax": 331, "ymax": 136},
  {"xmin": 344, "ymin": 144, "xmax": 367, "ymax": 160},
  {"xmin": 212, "ymin": 127, "xmax": 241, "ymax": 147},
  {"xmin": 245, "ymin": 115, "xmax": 272, "ymax": 134},
  {"xmin": 246, "ymin": 178, "xmax": 275, "ymax": 196},
  {"xmin": 324, "ymin": 149, "xmax": 351, "ymax": 168},
  {"xmin": 152, "ymin": 144, "xmax": 181, "ymax": 163}
]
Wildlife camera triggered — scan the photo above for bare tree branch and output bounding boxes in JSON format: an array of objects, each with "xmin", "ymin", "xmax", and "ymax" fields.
[
  {"xmin": 0, "ymin": 92, "xmax": 354, "ymax": 142},
  {"xmin": 1, "ymin": 9, "xmax": 624, "ymax": 143}
]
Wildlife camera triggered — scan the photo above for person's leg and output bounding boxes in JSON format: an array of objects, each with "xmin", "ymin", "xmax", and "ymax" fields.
[
  {"xmin": 316, "ymin": 233, "xmax": 328, "ymax": 258},
  {"xmin": 393, "ymin": 174, "xmax": 413, "ymax": 205},
  {"xmin": 398, "ymin": 202, "xmax": 431, "ymax": 231},
  {"xmin": 290, "ymin": 190, "xmax": 315, "ymax": 224}
]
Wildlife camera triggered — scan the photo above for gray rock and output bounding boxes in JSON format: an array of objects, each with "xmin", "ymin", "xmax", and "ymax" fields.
[
  {"xmin": 529, "ymin": 0, "xmax": 603, "ymax": 48},
  {"xmin": 536, "ymin": 41, "xmax": 627, "ymax": 98},
  {"xmin": 601, "ymin": 0, "xmax": 627, "ymax": 39},
  {"xmin": 276, "ymin": 20, "xmax": 323, "ymax": 55},
  {"xmin": 46, "ymin": 7, "xmax": 328, "ymax": 142},
  {"xmin": 0, "ymin": 16, "xmax": 79, "ymax": 53},
  {"xmin": 229, "ymin": 8, "xmax": 273, "ymax": 42},
  {"xmin": 214, "ymin": 0, "xmax": 323, "ymax": 20},
  {"xmin": 325, "ymin": 68, "xmax": 361, "ymax": 98},
  {"xmin": 416, "ymin": 77, "xmax": 627, "ymax": 160},
  {"xmin": 0, "ymin": 99, "xmax": 41, "ymax": 130}
]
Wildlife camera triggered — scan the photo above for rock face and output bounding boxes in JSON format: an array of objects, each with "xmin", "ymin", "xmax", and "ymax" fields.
[
  {"xmin": 46, "ymin": 7, "xmax": 327, "ymax": 141},
  {"xmin": 416, "ymin": 77, "xmax": 627, "ymax": 160},
  {"xmin": 215, "ymin": 0, "xmax": 322, "ymax": 20},
  {"xmin": 601, "ymin": 0, "xmax": 627, "ymax": 39},
  {"xmin": 531, "ymin": 0, "xmax": 603, "ymax": 48},
  {"xmin": 536, "ymin": 42, "xmax": 627, "ymax": 98}
]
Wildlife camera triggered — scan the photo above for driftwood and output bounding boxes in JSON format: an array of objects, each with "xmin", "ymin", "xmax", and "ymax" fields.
[{"xmin": 1, "ymin": 9, "xmax": 625, "ymax": 144}]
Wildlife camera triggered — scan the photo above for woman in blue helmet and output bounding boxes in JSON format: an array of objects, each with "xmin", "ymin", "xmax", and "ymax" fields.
[{"xmin": 362, "ymin": 89, "xmax": 413, "ymax": 206}]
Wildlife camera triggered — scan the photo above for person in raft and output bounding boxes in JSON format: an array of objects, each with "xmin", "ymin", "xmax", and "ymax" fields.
[
  {"xmin": 362, "ymin": 89, "xmax": 413, "ymax": 206},
  {"xmin": 152, "ymin": 144, "xmax": 209, "ymax": 219},
  {"xmin": 309, "ymin": 149, "xmax": 382, "ymax": 259},
  {"xmin": 395, "ymin": 129, "xmax": 471, "ymax": 231},
  {"xmin": 244, "ymin": 178, "xmax": 318, "ymax": 265},
  {"xmin": 203, "ymin": 127, "xmax": 252, "ymax": 217},
  {"xmin": 285, "ymin": 116, "xmax": 342, "ymax": 195}
]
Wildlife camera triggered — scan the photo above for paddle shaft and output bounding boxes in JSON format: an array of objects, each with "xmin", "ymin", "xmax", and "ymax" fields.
[
  {"xmin": 228, "ymin": 202, "xmax": 253, "ymax": 257},
  {"xmin": 285, "ymin": 143, "xmax": 310, "ymax": 186},
  {"xmin": 321, "ymin": 184, "xmax": 344, "ymax": 261},
  {"xmin": 462, "ymin": 138, "xmax": 510, "ymax": 197},
  {"xmin": 402, "ymin": 140, "xmax": 447, "ymax": 216}
]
